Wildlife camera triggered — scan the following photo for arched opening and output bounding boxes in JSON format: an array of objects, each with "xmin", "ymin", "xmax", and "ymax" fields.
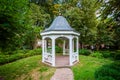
[
  {"xmin": 72, "ymin": 37, "xmax": 78, "ymax": 63},
  {"xmin": 55, "ymin": 37, "xmax": 69, "ymax": 67},
  {"xmin": 43, "ymin": 37, "xmax": 53, "ymax": 64}
]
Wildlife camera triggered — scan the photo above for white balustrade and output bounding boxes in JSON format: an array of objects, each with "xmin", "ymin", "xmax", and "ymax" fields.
[{"xmin": 72, "ymin": 52, "xmax": 78, "ymax": 63}]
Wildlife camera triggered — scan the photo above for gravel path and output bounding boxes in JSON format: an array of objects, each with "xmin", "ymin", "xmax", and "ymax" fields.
[{"xmin": 50, "ymin": 68, "xmax": 74, "ymax": 80}]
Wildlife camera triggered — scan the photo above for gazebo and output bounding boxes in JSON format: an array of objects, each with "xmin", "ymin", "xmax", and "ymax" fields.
[{"xmin": 40, "ymin": 16, "xmax": 80, "ymax": 67}]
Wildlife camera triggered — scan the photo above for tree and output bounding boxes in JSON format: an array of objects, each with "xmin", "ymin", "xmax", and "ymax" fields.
[
  {"xmin": 62, "ymin": 0, "xmax": 101, "ymax": 48},
  {"xmin": 99, "ymin": 0, "xmax": 120, "ymax": 49},
  {"xmin": 0, "ymin": 0, "xmax": 31, "ymax": 51},
  {"xmin": 27, "ymin": 3, "xmax": 51, "ymax": 49},
  {"xmin": 95, "ymin": 18, "xmax": 115, "ymax": 50}
]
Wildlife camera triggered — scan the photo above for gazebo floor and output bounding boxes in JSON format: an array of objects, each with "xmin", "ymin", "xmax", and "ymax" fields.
[
  {"xmin": 55, "ymin": 55, "xmax": 69, "ymax": 67},
  {"xmin": 44, "ymin": 55, "xmax": 78, "ymax": 67}
]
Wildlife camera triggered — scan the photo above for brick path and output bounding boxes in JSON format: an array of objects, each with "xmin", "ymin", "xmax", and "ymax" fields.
[{"xmin": 50, "ymin": 68, "xmax": 74, "ymax": 80}]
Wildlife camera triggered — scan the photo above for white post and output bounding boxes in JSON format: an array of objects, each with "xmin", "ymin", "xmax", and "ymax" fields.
[
  {"xmin": 63, "ymin": 40, "xmax": 66, "ymax": 55},
  {"xmin": 69, "ymin": 37, "xmax": 73, "ymax": 66},
  {"xmin": 45, "ymin": 40, "xmax": 47, "ymax": 53},
  {"xmin": 77, "ymin": 37, "xmax": 79, "ymax": 61},
  {"xmin": 42, "ymin": 38, "xmax": 45, "ymax": 62},
  {"xmin": 72, "ymin": 39, "xmax": 74, "ymax": 53},
  {"xmin": 52, "ymin": 38, "xmax": 55, "ymax": 66}
]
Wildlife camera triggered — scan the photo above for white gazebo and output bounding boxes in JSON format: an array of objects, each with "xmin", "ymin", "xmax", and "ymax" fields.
[{"xmin": 40, "ymin": 16, "xmax": 80, "ymax": 67}]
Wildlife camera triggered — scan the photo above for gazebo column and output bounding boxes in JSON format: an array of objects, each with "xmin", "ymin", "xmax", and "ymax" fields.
[
  {"xmin": 44, "ymin": 40, "xmax": 47, "ymax": 53},
  {"xmin": 52, "ymin": 38, "xmax": 55, "ymax": 66},
  {"xmin": 76, "ymin": 37, "xmax": 79, "ymax": 61},
  {"xmin": 69, "ymin": 37, "xmax": 73, "ymax": 66},
  {"xmin": 42, "ymin": 38, "xmax": 45, "ymax": 62},
  {"xmin": 63, "ymin": 40, "xmax": 66, "ymax": 55},
  {"xmin": 72, "ymin": 39, "xmax": 74, "ymax": 53}
]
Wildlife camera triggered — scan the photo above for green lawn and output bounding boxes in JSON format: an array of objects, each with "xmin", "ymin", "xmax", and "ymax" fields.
[
  {"xmin": 0, "ymin": 55, "xmax": 113, "ymax": 80},
  {"xmin": 0, "ymin": 55, "xmax": 55, "ymax": 80},
  {"xmin": 72, "ymin": 55, "xmax": 113, "ymax": 80}
]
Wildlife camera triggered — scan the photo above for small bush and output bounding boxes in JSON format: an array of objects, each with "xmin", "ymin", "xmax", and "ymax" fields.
[
  {"xmin": 95, "ymin": 61, "xmax": 120, "ymax": 80},
  {"xmin": 55, "ymin": 46, "xmax": 63, "ymax": 53},
  {"xmin": 96, "ymin": 76, "xmax": 115, "ymax": 80},
  {"xmin": 100, "ymin": 51, "xmax": 111, "ymax": 58},
  {"xmin": 114, "ymin": 50, "xmax": 120, "ymax": 60},
  {"xmin": 28, "ymin": 48, "xmax": 42, "ymax": 55},
  {"xmin": 90, "ymin": 51, "xmax": 103, "ymax": 58},
  {"xmin": 79, "ymin": 49, "xmax": 92, "ymax": 56},
  {"xmin": 0, "ymin": 48, "xmax": 42, "ymax": 65}
]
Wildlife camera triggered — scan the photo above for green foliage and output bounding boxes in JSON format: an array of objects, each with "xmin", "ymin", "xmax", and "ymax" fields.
[
  {"xmin": 96, "ymin": 76, "xmax": 115, "ymax": 80},
  {"xmin": 55, "ymin": 46, "xmax": 63, "ymax": 53},
  {"xmin": 0, "ymin": 0, "xmax": 31, "ymax": 51},
  {"xmin": 90, "ymin": 51, "xmax": 103, "ymax": 58},
  {"xmin": 0, "ymin": 48, "xmax": 42, "ymax": 65},
  {"xmin": 100, "ymin": 0, "xmax": 120, "ymax": 19},
  {"xmin": 63, "ymin": 0, "xmax": 100, "ymax": 45},
  {"xmin": 100, "ymin": 51, "xmax": 111, "ymax": 58},
  {"xmin": 79, "ymin": 49, "xmax": 92, "ymax": 56},
  {"xmin": 95, "ymin": 61, "xmax": 120, "ymax": 80},
  {"xmin": 114, "ymin": 50, "xmax": 120, "ymax": 60},
  {"xmin": 95, "ymin": 20, "xmax": 114, "ymax": 49}
]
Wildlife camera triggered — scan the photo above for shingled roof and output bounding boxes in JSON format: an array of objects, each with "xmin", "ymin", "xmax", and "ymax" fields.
[{"xmin": 43, "ymin": 16, "xmax": 75, "ymax": 32}]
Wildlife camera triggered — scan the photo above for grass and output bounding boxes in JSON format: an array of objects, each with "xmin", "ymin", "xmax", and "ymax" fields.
[
  {"xmin": 0, "ymin": 55, "xmax": 55, "ymax": 80},
  {"xmin": 72, "ymin": 55, "xmax": 113, "ymax": 80},
  {"xmin": 0, "ymin": 54, "xmax": 113, "ymax": 80}
]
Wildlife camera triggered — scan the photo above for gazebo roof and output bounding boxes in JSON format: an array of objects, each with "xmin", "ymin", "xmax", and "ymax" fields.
[
  {"xmin": 41, "ymin": 16, "xmax": 80, "ymax": 36},
  {"xmin": 44, "ymin": 16, "xmax": 74, "ymax": 32}
]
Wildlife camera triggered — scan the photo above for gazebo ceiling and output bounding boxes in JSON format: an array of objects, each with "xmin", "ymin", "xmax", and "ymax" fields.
[{"xmin": 41, "ymin": 16, "xmax": 80, "ymax": 36}]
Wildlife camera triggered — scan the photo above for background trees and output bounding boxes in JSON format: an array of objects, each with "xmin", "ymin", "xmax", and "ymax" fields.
[
  {"xmin": 0, "ymin": 0, "xmax": 31, "ymax": 51},
  {"xmin": 0, "ymin": 0, "xmax": 120, "ymax": 52}
]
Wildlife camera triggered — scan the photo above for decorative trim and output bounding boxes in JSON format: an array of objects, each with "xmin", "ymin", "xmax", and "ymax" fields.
[{"xmin": 40, "ymin": 31, "xmax": 80, "ymax": 36}]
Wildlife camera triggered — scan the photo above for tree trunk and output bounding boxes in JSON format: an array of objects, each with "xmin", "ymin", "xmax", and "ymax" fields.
[{"xmin": 96, "ymin": 44, "xmax": 100, "ymax": 51}]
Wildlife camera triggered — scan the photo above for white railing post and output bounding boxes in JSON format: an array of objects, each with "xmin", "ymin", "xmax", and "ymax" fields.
[
  {"xmin": 69, "ymin": 37, "xmax": 73, "ymax": 66},
  {"xmin": 52, "ymin": 37, "xmax": 55, "ymax": 66},
  {"xmin": 63, "ymin": 40, "xmax": 66, "ymax": 55},
  {"xmin": 77, "ymin": 37, "xmax": 79, "ymax": 61},
  {"xmin": 42, "ymin": 38, "xmax": 45, "ymax": 62}
]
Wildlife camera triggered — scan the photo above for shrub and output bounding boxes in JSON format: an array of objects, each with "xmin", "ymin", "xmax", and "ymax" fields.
[
  {"xmin": 55, "ymin": 46, "xmax": 63, "ymax": 53},
  {"xmin": 0, "ymin": 48, "xmax": 42, "ymax": 65},
  {"xmin": 95, "ymin": 61, "xmax": 120, "ymax": 80},
  {"xmin": 90, "ymin": 51, "xmax": 103, "ymax": 58},
  {"xmin": 28, "ymin": 48, "xmax": 42, "ymax": 55},
  {"xmin": 100, "ymin": 51, "xmax": 111, "ymax": 58},
  {"xmin": 114, "ymin": 50, "xmax": 120, "ymax": 60},
  {"xmin": 79, "ymin": 49, "xmax": 92, "ymax": 56},
  {"xmin": 0, "ymin": 55, "xmax": 9, "ymax": 64},
  {"xmin": 96, "ymin": 76, "xmax": 115, "ymax": 80}
]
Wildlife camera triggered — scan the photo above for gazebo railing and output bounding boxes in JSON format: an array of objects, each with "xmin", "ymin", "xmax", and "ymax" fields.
[
  {"xmin": 44, "ymin": 52, "xmax": 52, "ymax": 64},
  {"xmin": 72, "ymin": 52, "xmax": 78, "ymax": 63}
]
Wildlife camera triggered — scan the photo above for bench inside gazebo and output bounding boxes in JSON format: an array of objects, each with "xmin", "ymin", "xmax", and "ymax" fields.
[{"xmin": 40, "ymin": 16, "xmax": 80, "ymax": 67}]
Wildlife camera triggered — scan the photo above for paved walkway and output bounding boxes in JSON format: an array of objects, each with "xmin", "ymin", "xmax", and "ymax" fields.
[{"xmin": 50, "ymin": 68, "xmax": 74, "ymax": 80}]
